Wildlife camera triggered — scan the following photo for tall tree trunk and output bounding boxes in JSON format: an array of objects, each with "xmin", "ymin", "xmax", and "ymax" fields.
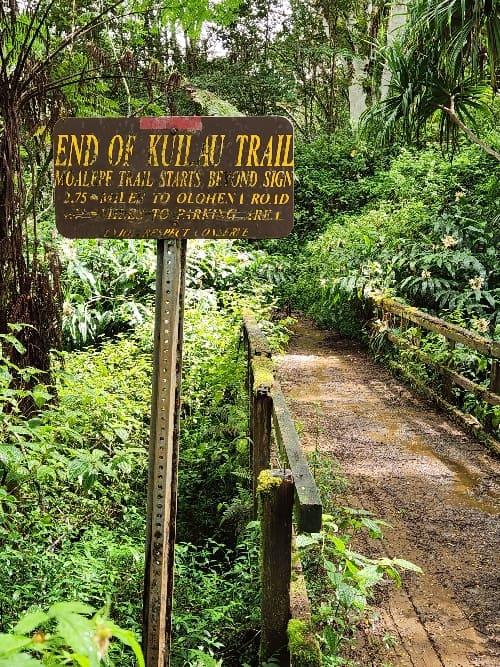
[{"xmin": 0, "ymin": 99, "xmax": 61, "ymax": 377}]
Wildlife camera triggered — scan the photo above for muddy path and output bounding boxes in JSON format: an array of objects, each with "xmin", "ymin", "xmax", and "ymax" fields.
[{"xmin": 277, "ymin": 319, "xmax": 500, "ymax": 667}]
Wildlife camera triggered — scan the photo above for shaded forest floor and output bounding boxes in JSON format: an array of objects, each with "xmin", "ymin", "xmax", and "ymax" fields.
[{"xmin": 277, "ymin": 318, "xmax": 500, "ymax": 667}]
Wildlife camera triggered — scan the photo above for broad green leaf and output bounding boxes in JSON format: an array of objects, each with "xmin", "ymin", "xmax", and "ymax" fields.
[
  {"xmin": 354, "ymin": 565, "xmax": 384, "ymax": 589},
  {"xmin": 0, "ymin": 635, "xmax": 32, "ymax": 656},
  {"xmin": 336, "ymin": 583, "xmax": 366, "ymax": 610},
  {"xmin": 1, "ymin": 334, "xmax": 26, "ymax": 355},
  {"xmin": 14, "ymin": 611, "xmax": 49, "ymax": 635},
  {"xmin": 31, "ymin": 385, "xmax": 52, "ymax": 408},
  {"xmin": 48, "ymin": 602, "xmax": 95, "ymax": 618},
  {"xmin": 329, "ymin": 535, "xmax": 346, "ymax": 553},
  {"xmin": 109, "ymin": 624, "xmax": 145, "ymax": 667},
  {"xmin": 360, "ymin": 517, "xmax": 385, "ymax": 538},
  {"xmin": 393, "ymin": 558, "xmax": 423, "ymax": 573},
  {"xmin": 295, "ymin": 533, "xmax": 319, "ymax": 548},
  {"xmin": 54, "ymin": 613, "xmax": 98, "ymax": 666}
]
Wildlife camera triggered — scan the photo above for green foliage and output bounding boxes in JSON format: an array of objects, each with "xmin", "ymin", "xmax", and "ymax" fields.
[
  {"xmin": 291, "ymin": 134, "xmax": 378, "ymax": 237},
  {"xmin": 1, "ymin": 239, "xmax": 281, "ymax": 664},
  {"xmin": 172, "ymin": 524, "xmax": 260, "ymax": 665},
  {"xmin": 0, "ymin": 602, "xmax": 144, "ymax": 666},
  {"xmin": 191, "ymin": 0, "xmax": 295, "ymax": 117},
  {"xmin": 188, "ymin": 85, "xmax": 244, "ymax": 116},
  {"xmin": 287, "ymin": 619, "xmax": 322, "ymax": 667},
  {"xmin": 298, "ymin": 511, "xmax": 421, "ymax": 664},
  {"xmin": 369, "ymin": 319, "xmax": 500, "ymax": 431},
  {"xmin": 61, "ymin": 238, "xmax": 273, "ymax": 350},
  {"xmin": 278, "ymin": 140, "xmax": 499, "ymax": 336},
  {"xmin": 362, "ymin": 0, "xmax": 500, "ymax": 158},
  {"xmin": 162, "ymin": 0, "xmax": 242, "ymax": 41},
  {"xmin": 61, "ymin": 240, "xmax": 156, "ymax": 349}
]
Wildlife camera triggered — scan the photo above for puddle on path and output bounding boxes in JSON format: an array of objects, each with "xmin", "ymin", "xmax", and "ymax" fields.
[{"xmin": 406, "ymin": 437, "xmax": 499, "ymax": 515}]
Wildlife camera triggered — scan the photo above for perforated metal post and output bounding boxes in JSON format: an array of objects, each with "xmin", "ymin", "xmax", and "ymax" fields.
[{"xmin": 144, "ymin": 239, "xmax": 187, "ymax": 667}]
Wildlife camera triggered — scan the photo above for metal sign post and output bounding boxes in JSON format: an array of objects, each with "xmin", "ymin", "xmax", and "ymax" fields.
[
  {"xmin": 52, "ymin": 115, "xmax": 294, "ymax": 667},
  {"xmin": 143, "ymin": 239, "xmax": 186, "ymax": 665}
]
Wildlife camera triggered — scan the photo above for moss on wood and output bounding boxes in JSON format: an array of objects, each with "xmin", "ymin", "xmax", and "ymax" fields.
[
  {"xmin": 251, "ymin": 356, "xmax": 274, "ymax": 394},
  {"xmin": 257, "ymin": 469, "xmax": 282, "ymax": 495},
  {"xmin": 287, "ymin": 619, "xmax": 322, "ymax": 666}
]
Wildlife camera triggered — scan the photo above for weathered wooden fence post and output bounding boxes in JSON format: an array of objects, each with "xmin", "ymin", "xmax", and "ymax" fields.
[
  {"xmin": 251, "ymin": 370, "xmax": 273, "ymax": 515},
  {"xmin": 258, "ymin": 469, "xmax": 294, "ymax": 666},
  {"xmin": 244, "ymin": 315, "xmax": 274, "ymax": 515}
]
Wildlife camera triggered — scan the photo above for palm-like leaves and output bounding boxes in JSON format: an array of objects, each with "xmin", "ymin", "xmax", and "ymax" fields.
[
  {"xmin": 0, "ymin": 0, "xmax": 128, "ymax": 375},
  {"xmin": 412, "ymin": 0, "xmax": 500, "ymax": 87},
  {"xmin": 362, "ymin": 0, "xmax": 500, "ymax": 159}
]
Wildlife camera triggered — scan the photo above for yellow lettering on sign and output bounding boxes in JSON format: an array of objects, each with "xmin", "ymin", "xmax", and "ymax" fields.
[
  {"xmin": 108, "ymin": 135, "xmax": 136, "ymax": 166},
  {"xmin": 260, "ymin": 136, "xmax": 274, "ymax": 166},
  {"xmin": 198, "ymin": 134, "xmax": 225, "ymax": 167},
  {"xmin": 247, "ymin": 135, "xmax": 261, "ymax": 166},
  {"xmin": 278, "ymin": 134, "xmax": 293, "ymax": 166},
  {"xmin": 55, "ymin": 134, "xmax": 98, "ymax": 166},
  {"xmin": 147, "ymin": 134, "xmax": 192, "ymax": 167},
  {"xmin": 234, "ymin": 135, "xmax": 248, "ymax": 167},
  {"xmin": 234, "ymin": 134, "xmax": 293, "ymax": 167},
  {"xmin": 174, "ymin": 134, "xmax": 192, "ymax": 166}
]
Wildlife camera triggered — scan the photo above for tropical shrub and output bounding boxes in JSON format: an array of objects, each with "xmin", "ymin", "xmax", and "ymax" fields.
[
  {"xmin": 276, "ymin": 141, "xmax": 499, "ymax": 336},
  {"xmin": 0, "ymin": 602, "xmax": 144, "ymax": 667}
]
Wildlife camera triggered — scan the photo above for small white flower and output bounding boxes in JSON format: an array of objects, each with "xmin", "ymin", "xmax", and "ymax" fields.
[
  {"xmin": 421, "ymin": 269, "xmax": 431, "ymax": 279},
  {"xmin": 442, "ymin": 235, "xmax": 458, "ymax": 249},
  {"xmin": 469, "ymin": 275, "xmax": 484, "ymax": 291},
  {"xmin": 472, "ymin": 317, "xmax": 489, "ymax": 333},
  {"xmin": 62, "ymin": 301, "xmax": 74, "ymax": 317},
  {"xmin": 319, "ymin": 278, "xmax": 327, "ymax": 287},
  {"xmin": 455, "ymin": 190, "xmax": 465, "ymax": 201},
  {"xmin": 374, "ymin": 318, "xmax": 389, "ymax": 332}
]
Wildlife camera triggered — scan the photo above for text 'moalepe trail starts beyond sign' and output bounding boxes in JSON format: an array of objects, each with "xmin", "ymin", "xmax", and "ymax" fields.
[{"xmin": 53, "ymin": 116, "xmax": 294, "ymax": 240}]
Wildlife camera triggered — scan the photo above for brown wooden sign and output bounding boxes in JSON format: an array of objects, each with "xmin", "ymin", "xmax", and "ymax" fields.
[{"xmin": 53, "ymin": 116, "xmax": 294, "ymax": 239}]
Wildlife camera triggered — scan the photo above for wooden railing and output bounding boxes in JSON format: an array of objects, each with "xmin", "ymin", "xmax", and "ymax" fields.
[
  {"xmin": 242, "ymin": 313, "xmax": 323, "ymax": 666},
  {"xmin": 371, "ymin": 294, "xmax": 500, "ymax": 454}
]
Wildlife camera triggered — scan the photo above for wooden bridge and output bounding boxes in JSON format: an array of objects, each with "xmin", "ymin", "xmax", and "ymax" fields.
[{"xmin": 242, "ymin": 296, "xmax": 499, "ymax": 666}]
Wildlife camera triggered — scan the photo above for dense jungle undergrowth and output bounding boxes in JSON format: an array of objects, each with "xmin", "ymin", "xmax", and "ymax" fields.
[{"xmin": 2, "ymin": 0, "xmax": 499, "ymax": 664}]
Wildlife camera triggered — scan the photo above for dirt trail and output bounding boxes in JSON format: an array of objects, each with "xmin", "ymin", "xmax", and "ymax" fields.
[{"xmin": 277, "ymin": 319, "xmax": 500, "ymax": 667}]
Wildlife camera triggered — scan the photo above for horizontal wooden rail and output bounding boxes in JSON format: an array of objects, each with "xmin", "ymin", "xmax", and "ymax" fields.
[
  {"xmin": 243, "ymin": 311, "xmax": 273, "ymax": 358},
  {"xmin": 272, "ymin": 384, "xmax": 322, "ymax": 533},
  {"xmin": 373, "ymin": 294, "xmax": 500, "ymax": 358},
  {"xmin": 383, "ymin": 330, "xmax": 500, "ymax": 407},
  {"xmin": 242, "ymin": 314, "xmax": 323, "ymax": 666},
  {"xmin": 243, "ymin": 314, "xmax": 323, "ymax": 531},
  {"xmin": 370, "ymin": 293, "xmax": 499, "ymax": 453}
]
